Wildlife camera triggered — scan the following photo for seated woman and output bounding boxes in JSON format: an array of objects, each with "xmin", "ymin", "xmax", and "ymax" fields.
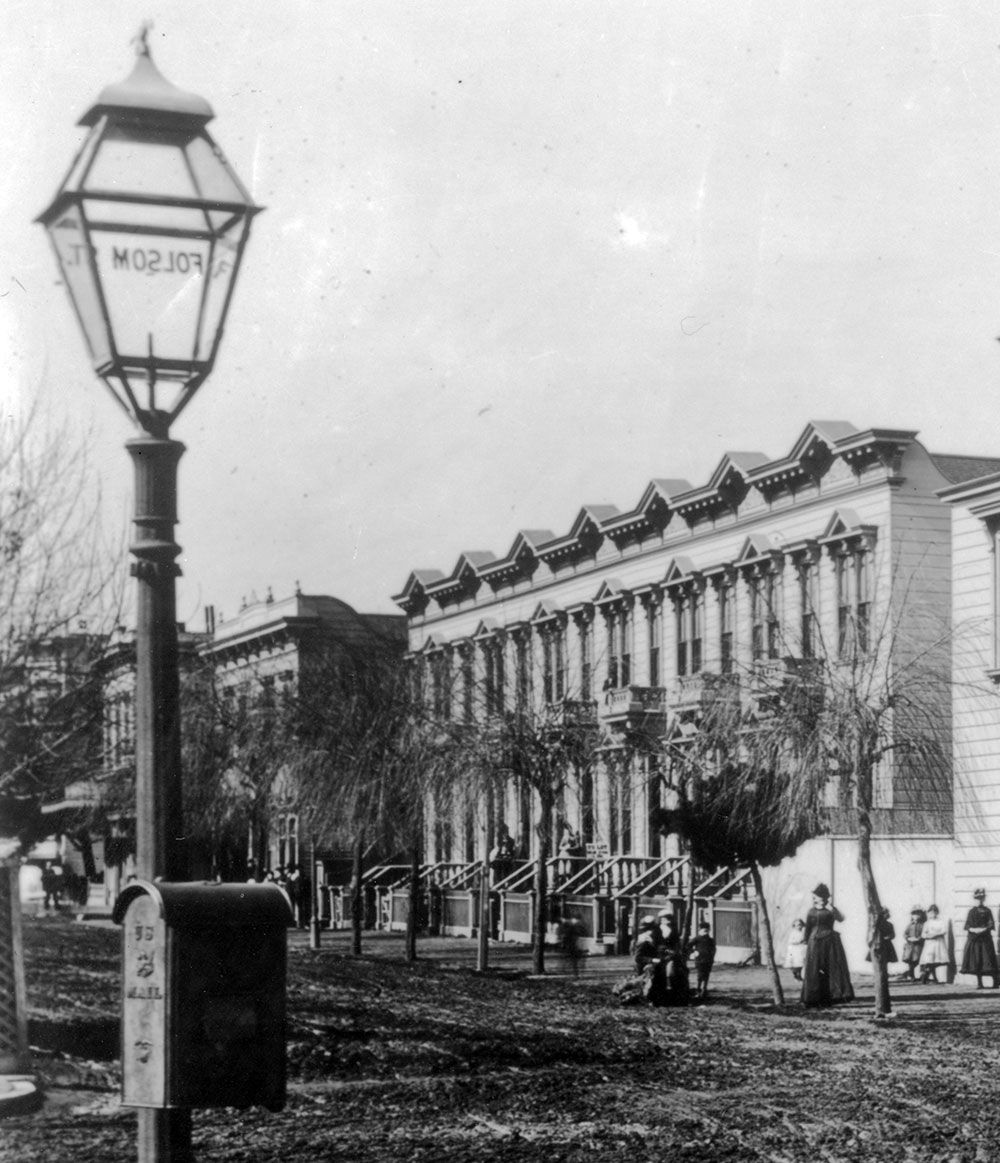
[{"xmin": 614, "ymin": 917, "xmax": 668, "ymax": 1005}]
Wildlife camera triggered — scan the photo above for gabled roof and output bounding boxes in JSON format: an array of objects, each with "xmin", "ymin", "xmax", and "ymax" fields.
[
  {"xmin": 479, "ymin": 529, "xmax": 555, "ymax": 588},
  {"xmin": 603, "ymin": 479, "xmax": 691, "ymax": 545},
  {"xmin": 734, "ymin": 534, "xmax": 783, "ymax": 565},
  {"xmin": 392, "ymin": 569, "xmax": 445, "ymax": 613},
  {"xmin": 424, "ymin": 551, "xmax": 496, "ymax": 607},
  {"xmin": 530, "ymin": 600, "xmax": 563, "ymax": 622},
  {"xmin": 662, "ymin": 557, "xmax": 698, "ymax": 587},
  {"xmin": 395, "ymin": 419, "xmax": 999, "ymax": 619},
  {"xmin": 593, "ymin": 578, "xmax": 627, "ymax": 604},
  {"xmin": 819, "ymin": 508, "xmax": 876, "ymax": 542},
  {"xmin": 673, "ymin": 452, "xmax": 767, "ymax": 518},
  {"xmin": 537, "ymin": 505, "xmax": 618, "ymax": 565}
]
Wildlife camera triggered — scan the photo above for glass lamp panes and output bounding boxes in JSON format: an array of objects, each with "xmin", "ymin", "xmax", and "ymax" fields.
[{"xmin": 39, "ymin": 89, "xmax": 258, "ymax": 426}]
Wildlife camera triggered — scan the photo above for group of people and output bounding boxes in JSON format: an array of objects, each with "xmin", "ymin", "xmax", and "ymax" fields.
[
  {"xmin": 616, "ymin": 908, "xmax": 717, "ymax": 1006},
  {"xmin": 898, "ymin": 889, "xmax": 1000, "ymax": 989},
  {"xmin": 249, "ymin": 863, "xmax": 308, "ymax": 924},
  {"xmin": 784, "ymin": 884, "xmax": 1000, "ymax": 1005}
]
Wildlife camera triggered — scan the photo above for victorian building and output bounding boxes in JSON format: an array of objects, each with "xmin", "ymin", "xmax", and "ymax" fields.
[
  {"xmin": 38, "ymin": 590, "xmax": 405, "ymax": 906},
  {"xmin": 940, "ymin": 468, "xmax": 1000, "ymax": 956},
  {"xmin": 396, "ymin": 421, "xmax": 1000, "ymax": 962},
  {"xmin": 199, "ymin": 588, "xmax": 406, "ymax": 876}
]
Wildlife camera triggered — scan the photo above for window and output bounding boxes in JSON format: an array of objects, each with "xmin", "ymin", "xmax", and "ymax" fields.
[
  {"xmin": 835, "ymin": 547, "xmax": 871, "ymax": 658},
  {"xmin": 461, "ymin": 648, "xmax": 474, "ymax": 723},
  {"xmin": 646, "ymin": 757, "xmax": 665, "ymax": 858},
  {"xmin": 463, "ymin": 800, "xmax": 476, "ymax": 862},
  {"xmin": 856, "ymin": 552, "xmax": 870, "ymax": 654},
  {"xmin": 719, "ymin": 581, "xmax": 734, "ymax": 674},
  {"xmin": 515, "ymin": 633, "xmax": 530, "ymax": 710},
  {"xmin": 605, "ymin": 605, "xmax": 632, "ymax": 689},
  {"xmin": 691, "ymin": 589, "xmax": 703, "ymax": 673},
  {"xmin": 579, "ymin": 619, "xmax": 593, "ymax": 700},
  {"xmin": 648, "ymin": 603, "xmax": 661, "ymax": 687},
  {"xmin": 799, "ymin": 558, "xmax": 818, "ymax": 659},
  {"xmin": 675, "ymin": 598, "xmax": 688, "ymax": 676},
  {"xmin": 581, "ymin": 765, "xmax": 595, "ymax": 843},
  {"xmin": 749, "ymin": 576, "xmax": 765, "ymax": 661},
  {"xmin": 433, "ymin": 803, "xmax": 453, "ymax": 863},
  {"xmin": 675, "ymin": 588, "xmax": 703, "ymax": 676},
  {"xmin": 277, "ymin": 813, "xmax": 298, "ymax": 869},
  {"xmin": 765, "ymin": 572, "xmax": 781, "ymax": 660},
  {"xmin": 541, "ymin": 623, "xmax": 566, "ymax": 703},
  {"xmin": 483, "ymin": 638, "xmax": 505, "ymax": 715},
  {"xmin": 430, "ymin": 651, "xmax": 450, "ymax": 720},
  {"xmin": 608, "ymin": 762, "xmax": 632, "ymax": 855}
]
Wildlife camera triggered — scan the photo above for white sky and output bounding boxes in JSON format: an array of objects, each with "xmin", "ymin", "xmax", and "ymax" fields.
[{"xmin": 4, "ymin": 2, "xmax": 1000, "ymax": 623}]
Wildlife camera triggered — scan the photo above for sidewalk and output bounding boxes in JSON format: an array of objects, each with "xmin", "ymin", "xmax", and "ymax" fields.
[{"xmin": 288, "ymin": 928, "xmax": 997, "ymax": 1015}]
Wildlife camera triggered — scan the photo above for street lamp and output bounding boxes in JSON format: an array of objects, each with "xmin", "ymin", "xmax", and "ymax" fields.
[{"xmin": 37, "ymin": 28, "xmax": 261, "ymax": 1162}]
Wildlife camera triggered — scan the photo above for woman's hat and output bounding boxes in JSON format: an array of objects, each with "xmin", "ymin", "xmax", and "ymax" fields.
[
  {"xmin": 640, "ymin": 915, "xmax": 656, "ymax": 928},
  {"xmin": 911, "ymin": 906, "xmax": 922, "ymax": 914},
  {"xmin": 927, "ymin": 903, "xmax": 939, "ymax": 914},
  {"xmin": 812, "ymin": 882, "xmax": 831, "ymax": 900},
  {"xmin": 974, "ymin": 888, "xmax": 986, "ymax": 899}
]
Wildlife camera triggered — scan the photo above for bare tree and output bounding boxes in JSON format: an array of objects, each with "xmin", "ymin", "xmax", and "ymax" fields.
[
  {"xmin": 465, "ymin": 704, "xmax": 598, "ymax": 975},
  {"xmin": 289, "ymin": 639, "xmax": 421, "ymax": 956},
  {"xmin": 0, "ymin": 405, "xmax": 124, "ymax": 850},
  {"xmin": 672, "ymin": 557, "xmax": 952, "ymax": 1018}
]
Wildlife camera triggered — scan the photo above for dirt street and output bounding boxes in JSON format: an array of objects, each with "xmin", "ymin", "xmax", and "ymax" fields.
[{"xmin": 4, "ymin": 917, "xmax": 999, "ymax": 1162}]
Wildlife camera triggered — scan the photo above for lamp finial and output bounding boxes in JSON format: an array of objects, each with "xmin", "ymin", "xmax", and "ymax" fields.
[{"xmin": 132, "ymin": 21, "xmax": 153, "ymax": 58}]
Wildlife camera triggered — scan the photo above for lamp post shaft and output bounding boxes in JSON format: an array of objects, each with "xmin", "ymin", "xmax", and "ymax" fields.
[
  {"xmin": 128, "ymin": 435, "xmax": 187, "ymax": 883},
  {"xmin": 128, "ymin": 434, "xmax": 193, "ymax": 1162}
]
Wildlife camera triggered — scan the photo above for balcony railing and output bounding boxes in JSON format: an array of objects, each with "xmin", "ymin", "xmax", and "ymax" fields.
[
  {"xmin": 601, "ymin": 685, "xmax": 668, "ymax": 729},
  {"xmin": 544, "ymin": 698, "xmax": 599, "ymax": 729},
  {"xmin": 750, "ymin": 657, "xmax": 822, "ymax": 710},
  {"xmin": 667, "ymin": 671, "xmax": 740, "ymax": 713}
]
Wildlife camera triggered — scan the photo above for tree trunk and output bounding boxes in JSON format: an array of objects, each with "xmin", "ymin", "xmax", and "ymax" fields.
[
  {"xmin": 681, "ymin": 851, "xmax": 696, "ymax": 946},
  {"xmin": 750, "ymin": 861, "xmax": 785, "ymax": 1006},
  {"xmin": 477, "ymin": 787, "xmax": 494, "ymax": 973},
  {"xmin": 532, "ymin": 789, "xmax": 553, "ymax": 976},
  {"xmin": 351, "ymin": 831, "xmax": 364, "ymax": 957},
  {"xmin": 406, "ymin": 834, "xmax": 420, "ymax": 963},
  {"xmin": 857, "ymin": 806, "xmax": 890, "ymax": 1018}
]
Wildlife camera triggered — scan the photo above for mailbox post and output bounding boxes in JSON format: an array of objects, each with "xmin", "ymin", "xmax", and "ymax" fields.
[{"xmin": 113, "ymin": 881, "xmax": 291, "ymax": 1112}]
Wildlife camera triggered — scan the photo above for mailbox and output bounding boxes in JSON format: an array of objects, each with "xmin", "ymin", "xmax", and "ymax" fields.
[{"xmin": 112, "ymin": 880, "xmax": 292, "ymax": 1111}]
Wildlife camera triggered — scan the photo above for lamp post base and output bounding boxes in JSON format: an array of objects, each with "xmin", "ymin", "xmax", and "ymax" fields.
[{"xmin": 138, "ymin": 1108, "xmax": 193, "ymax": 1162}]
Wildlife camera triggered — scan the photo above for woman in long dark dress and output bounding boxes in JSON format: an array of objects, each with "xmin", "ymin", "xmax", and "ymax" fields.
[
  {"xmin": 960, "ymin": 888, "xmax": 999, "ymax": 989},
  {"xmin": 801, "ymin": 883, "xmax": 855, "ymax": 1007}
]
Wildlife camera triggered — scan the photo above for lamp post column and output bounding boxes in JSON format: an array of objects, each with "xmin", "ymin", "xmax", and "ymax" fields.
[{"xmin": 128, "ymin": 432, "xmax": 192, "ymax": 1162}]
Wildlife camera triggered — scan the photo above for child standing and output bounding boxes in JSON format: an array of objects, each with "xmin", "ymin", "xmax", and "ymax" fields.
[
  {"xmin": 918, "ymin": 905, "xmax": 949, "ymax": 984},
  {"xmin": 900, "ymin": 907, "xmax": 925, "ymax": 980},
  {"xmin": 687, "ymin": 921, "xmax": 716, "ymax": 999},
  {"xmin": 785, "ymin": 918, "xmax": 807, "ymax": 981}
]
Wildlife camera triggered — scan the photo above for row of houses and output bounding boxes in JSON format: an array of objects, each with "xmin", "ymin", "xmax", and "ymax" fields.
[
  {"xmin": 29, "ymin": 417, "xmax": 1000, "ymax": 969},
  {"xmin": 394, "ymin": 421, "xmax": 1000, "ymax": 966}
]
